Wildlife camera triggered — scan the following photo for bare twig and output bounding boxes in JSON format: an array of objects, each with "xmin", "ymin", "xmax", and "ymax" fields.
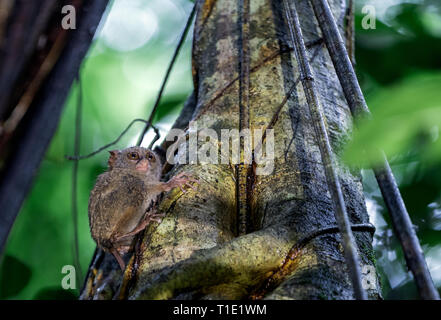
[
  {"xmin": 66, "ymin": 119, "xmax": 159, "ymax": 160},
  {"xmin": 252, "ymin": 223, "xmax": 376, "ymax": 299},
  {"xmin": 136, "ymin": 1, "xmax": 197, "ymax": 147},
  {"xmin": 72, "ymin": 75, "xmax": 84, "ymax": 285},
  {"xmin": 254, "ymin": 42, "xmax": 324, "ymax": 158},
  {"xmin": 236, "ymin": 0, "xmax": 251, "ymax": 236},
  {"xmin": 345, "ymin": 0, "xmax": 355, "ymax": 66},
  {"xmin": 309, "ymin": 0, "xmax": 439, "ymax": 300},
  {"xmin": 191, "ymin": 39, "xmax": 322, "ymax": 125},
  {"xmin": 286, "ymin": 223, "xmax": 375, "ymax": 259},
  {"xmin": 283, "ymin": 0, "xmax": 366, "ymax": 299}
]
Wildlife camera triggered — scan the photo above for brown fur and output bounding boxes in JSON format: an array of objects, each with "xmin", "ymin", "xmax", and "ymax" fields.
[{"xmin": 88, "ymin": 146, "xmax": 197, "ymax": 270}]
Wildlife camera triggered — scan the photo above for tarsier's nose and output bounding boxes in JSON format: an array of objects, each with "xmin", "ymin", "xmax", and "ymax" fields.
[{"xmin": 135, "ymin": 158, "xmax": 149, "ymax": 172}]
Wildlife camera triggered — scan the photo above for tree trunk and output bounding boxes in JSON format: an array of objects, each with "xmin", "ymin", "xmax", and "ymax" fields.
[{"xmin": 81, "ymin": 0, "xmax": 381, "ymax": 300}]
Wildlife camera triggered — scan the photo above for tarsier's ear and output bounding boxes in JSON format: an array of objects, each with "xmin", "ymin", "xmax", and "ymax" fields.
[{"xmin": 108, "ymin": 150, "xmax": 120, "ymax": 169}]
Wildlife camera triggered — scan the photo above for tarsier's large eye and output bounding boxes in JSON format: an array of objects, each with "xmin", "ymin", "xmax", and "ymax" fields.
[
  {"xmin": 147, "ymin": 153, "xmax": 155, "ymax": 162},
  {"xmin": 127, "ymin": 152, "xmax": 140, "ymax": 160}
]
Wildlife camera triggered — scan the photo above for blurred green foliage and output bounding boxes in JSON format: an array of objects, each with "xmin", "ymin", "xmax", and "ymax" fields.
[
  {"xmin": 0, "ymin": 0, "xmax": 440, "ymax": 299},
  {"xmin": 343, "ymin": 72, "xmax": 441, "ymax": 167},
  {"xmin": 352, "ymin": 0, "xmax": 441, "ymax": 299}
]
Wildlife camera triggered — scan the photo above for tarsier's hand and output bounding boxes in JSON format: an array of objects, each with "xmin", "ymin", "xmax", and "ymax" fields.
[{"xmin": 162, "ymin": 172, "xmax": 200, "ymax": 193}]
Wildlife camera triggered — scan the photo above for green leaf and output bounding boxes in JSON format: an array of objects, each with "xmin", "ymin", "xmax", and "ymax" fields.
[{"xmin": 343, "ymin": 72, "xmax": 441, "ymax": 168}]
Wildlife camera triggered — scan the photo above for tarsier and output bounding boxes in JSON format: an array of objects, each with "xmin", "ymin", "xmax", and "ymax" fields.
[{"xmin": 88, "ymin": 146, "xmax": 198, "ymax": 270}]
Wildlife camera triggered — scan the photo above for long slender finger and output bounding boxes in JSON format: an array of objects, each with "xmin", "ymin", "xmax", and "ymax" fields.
[{"xmin": 185, "ymin": 182, "xmax": 197, "ymax": 191}]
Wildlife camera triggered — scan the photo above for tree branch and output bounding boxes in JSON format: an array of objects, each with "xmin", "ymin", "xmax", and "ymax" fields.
[
  {"xmin": 0, "ymin": 0, "xmax": 110, "ymax": 254},
  {"xmin": 309, "ymin": 0, "xmax": 439, "ymax": 300},
  {"xmin": 283, "ymin": 0, "xmax": 366, "ymax": 300}
]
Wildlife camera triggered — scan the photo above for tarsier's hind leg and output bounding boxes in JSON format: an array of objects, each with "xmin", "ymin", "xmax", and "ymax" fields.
[
  {"xmin": 115, "ymin": 208, "xmax": 166, "ymax": 241},
  {"xmin": 110, "ymin": 247, "xmax": 126, "ymax": 271},
  {"xmin": 108, "ymin": 208, "xmax": 166, "ymax": 272}
]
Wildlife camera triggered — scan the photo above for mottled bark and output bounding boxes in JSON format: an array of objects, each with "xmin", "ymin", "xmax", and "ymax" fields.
[{"xmin": 81, "ymin": 0, "xmax": 380, "ymax": 300}]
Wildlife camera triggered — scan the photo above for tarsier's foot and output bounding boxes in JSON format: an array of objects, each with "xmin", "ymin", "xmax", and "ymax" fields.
[
  {"xmin": 115, "ymin": 211, "xmax": 166, "ymax": 242},
  {"xmin": 146, "ymin": 211, "xmax": 166, "ymax": 223},
  {"xmin": 110, "ymin": 247, "xmax": 126, "ymax": 271},
  {"xmin": 165, "ymin": 172, "xmax": 199, "ymax": 193}
]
